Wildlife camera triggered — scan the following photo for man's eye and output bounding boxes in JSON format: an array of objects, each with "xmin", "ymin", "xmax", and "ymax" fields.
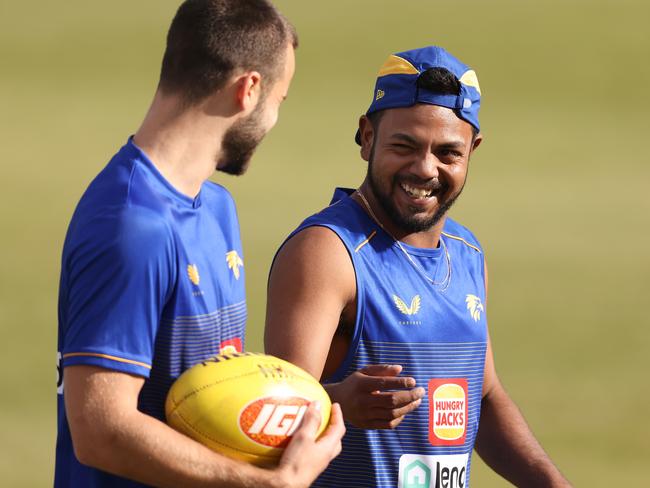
[
  {"xmin": 392, "ymin": 144, "xmax": 413, "ymax": 151},
  {"xmin": 440, "ymin": 149, "xmax": 463, "ymax": 159}
]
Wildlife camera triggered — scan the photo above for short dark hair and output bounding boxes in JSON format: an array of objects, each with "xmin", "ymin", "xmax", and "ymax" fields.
[
  {"xmin": 159, "ymin": 0, "xmax": 298, "ymax": 104},
  {"xmin": 416, "ymin": 66, "xmax": 461, "ymax": 94},
  {"xmin": 368, "ymin": 67, "xmax": 478, "ymax": 140}
]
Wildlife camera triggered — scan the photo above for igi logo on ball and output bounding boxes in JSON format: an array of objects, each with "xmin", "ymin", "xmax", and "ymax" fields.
[
  {"xmin": 239, "ymin": 396, "xmax": 309, "ymax": 448},
  {"xmin": 428, "ymin": 379, "xmax": 468, "ymax": 446}
]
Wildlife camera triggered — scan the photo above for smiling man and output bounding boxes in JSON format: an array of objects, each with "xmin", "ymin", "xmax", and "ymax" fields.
[{"xmin": 265, "ymin": 46, "xmax": 570, "ymax": 487}]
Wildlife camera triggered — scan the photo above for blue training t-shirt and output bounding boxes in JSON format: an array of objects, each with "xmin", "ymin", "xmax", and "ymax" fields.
[
  {"xmin": 55, "ymin": 138, "xmax": 247, "ymax": 487},
  {"xmin": 287, "ymin": 189, "xmax": 488, "ymax": 488}
]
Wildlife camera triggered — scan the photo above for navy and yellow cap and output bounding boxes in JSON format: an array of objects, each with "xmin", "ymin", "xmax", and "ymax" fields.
[{"xmin": 355, "ymin": 46, "xmax": 481, "ymax": 144}]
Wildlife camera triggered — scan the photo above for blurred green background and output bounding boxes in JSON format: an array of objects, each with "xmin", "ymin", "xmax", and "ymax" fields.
[{"xmin": 1, "ymin": 0, "xmax": 649, "ymax": 485}]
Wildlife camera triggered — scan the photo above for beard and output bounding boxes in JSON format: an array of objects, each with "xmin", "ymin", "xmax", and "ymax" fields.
[
  {"xmin": 367, "ymin": 142, "xmax": 464, "ymax": 234},
  {"xmin": 216, "ymin": 101, "xmax": 267, "ymax": 176}
]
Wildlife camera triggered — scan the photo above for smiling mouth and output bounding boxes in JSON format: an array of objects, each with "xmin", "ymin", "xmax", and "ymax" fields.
[{"xmin": 400, "ymin": 182, "xmax": 439, "ymax": 199}]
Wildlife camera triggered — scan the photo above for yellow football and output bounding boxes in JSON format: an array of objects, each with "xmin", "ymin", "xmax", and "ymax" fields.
[{"xmin": 165, "ymin": 352, "xmax": 331, "ymax": 466}]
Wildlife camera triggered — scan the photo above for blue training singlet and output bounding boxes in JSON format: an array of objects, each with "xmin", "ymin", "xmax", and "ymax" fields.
[
  {"xmin": 55, "ymin": 138, "xmax": 246, "ymax": 487},
  {"xmin": 292, "ymin": 188, "xmax": 488, "ymax": 488}
]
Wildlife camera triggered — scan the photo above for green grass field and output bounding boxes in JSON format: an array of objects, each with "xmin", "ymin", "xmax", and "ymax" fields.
[{"xmin": 1, "ymin": 0, "xmax": 649, "ymax": 485}]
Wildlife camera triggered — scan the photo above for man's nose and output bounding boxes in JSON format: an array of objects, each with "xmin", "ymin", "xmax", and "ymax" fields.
[{"xmin": 409, "ymin": 151, "xmax": 439, "ymax": 180}]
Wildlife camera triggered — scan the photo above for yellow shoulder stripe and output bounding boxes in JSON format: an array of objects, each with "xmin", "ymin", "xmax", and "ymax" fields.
[
  {"xmin": 378, "ymin": 55, "xmax": 419, "ymax": 77},
  {"xmin": 355, "ymin": 230, "xmax": 377, "ymax": 253},
  {"xmin": 442, "ymin": 232, "xmax": 482, "ymax": 253},
  {"xmin": 63, "ymin": 352, "xmax": 152, "ymax": 370}
]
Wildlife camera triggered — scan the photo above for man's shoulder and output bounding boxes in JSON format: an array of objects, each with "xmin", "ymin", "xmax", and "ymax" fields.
[
  {"xmin": 442, "ymin": 217, "xmax": 483, "ymax": 253},
  {"xmin": 200, "ymin": 182, "xmax": 243, "ymax": 246},
  {"xmin": 70, "ymin": 143, "xmax": 179, "ymax": 238},
  {"xmin": 298, "ymin": 189, "xmax": 364, "ymax": 229},
  {"xmin": 63, "ymin": 202, "xmax": 175, "ymax": 269},
  {"xmin": 201, "ymin": 180, "xmax": 237, "ymax": 211},
  {"xmin": 275, "ymin": 193, "xmax": 381, "ymax": 272},
  {"xmin": 64, "ymin": 160, "xmax": 176, "ymax": 268}
]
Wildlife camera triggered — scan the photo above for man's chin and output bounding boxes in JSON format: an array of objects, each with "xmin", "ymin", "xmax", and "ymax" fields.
[
  {"xmin": 399, "ymin": 216, "xmax": 439, "ymax": 234},
  {"xmin": 215, "ymin": 156, "xmax": 252, "ymax": 176},
  {"xmin": 216, "ymin": 164, "xmax": 248, "ymax": 176},
  {"xmin": 393, "ymin": 203, "xmax": 451, "ymax": 234}
]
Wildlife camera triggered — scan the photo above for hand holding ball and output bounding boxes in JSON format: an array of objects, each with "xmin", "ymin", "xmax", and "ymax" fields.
[{"xmin": 165, "ymin": 353, "xmax": 331, "ymax": 466}]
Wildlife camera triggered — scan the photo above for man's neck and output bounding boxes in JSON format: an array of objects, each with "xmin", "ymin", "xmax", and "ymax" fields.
[{"xmin": 133, "ymin": 92, "xmax": 229, "ymax": 198}]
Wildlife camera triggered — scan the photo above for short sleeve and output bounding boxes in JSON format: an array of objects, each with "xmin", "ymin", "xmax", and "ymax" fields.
[{"xmin": 59, "ymin": 207, "xmax": 175, "ymax": 377}]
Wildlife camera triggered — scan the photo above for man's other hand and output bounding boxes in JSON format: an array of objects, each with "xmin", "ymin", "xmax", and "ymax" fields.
[{"xmin": 326, "ymin": 365, "xmax": 425, "ymax": 429}]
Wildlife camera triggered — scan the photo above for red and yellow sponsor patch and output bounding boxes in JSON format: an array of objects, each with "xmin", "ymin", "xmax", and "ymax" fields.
[{"xmin": 428, "ymin": 378, "xmax": 468, "ymax": 446}]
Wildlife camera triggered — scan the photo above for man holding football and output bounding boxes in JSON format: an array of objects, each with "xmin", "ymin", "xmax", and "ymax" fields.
[
  {"xmin": 55, "ymin": 1, "xmax": 343, "ymax": 487},
  {"xmin": 265, "ymin": 46, "xmax": 571, "ymax": 487}
]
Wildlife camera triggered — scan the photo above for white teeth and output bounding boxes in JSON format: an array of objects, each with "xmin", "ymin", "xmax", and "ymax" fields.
[{"xmin": 401, "ymin": 183, "xmax": 432, "ymax": 199}]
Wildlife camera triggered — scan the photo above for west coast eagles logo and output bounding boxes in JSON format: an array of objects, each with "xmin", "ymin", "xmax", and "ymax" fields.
[
  {"xmin": 465, "ymin": 294, "xmax": 484, "ymax": 322},
  {"xmin": 393, "ymin": 294, "xmax": 421, "ymax": 316},
  {"xmin": 226, "ymin": 250, "xmax": 244, "ymax": 280}
]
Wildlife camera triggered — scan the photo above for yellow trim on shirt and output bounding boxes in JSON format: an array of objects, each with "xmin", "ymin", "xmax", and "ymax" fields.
[
  {"xmin": 355, "ymin": 230, "xmax": 377, "ymax": 253},
  {"xmin": 63, "ymin": 352, "xmax": 152, "ymax": 370},
  {"xmin": 442, "ymin": 232, "xmax": 482, "ymax": 253}
]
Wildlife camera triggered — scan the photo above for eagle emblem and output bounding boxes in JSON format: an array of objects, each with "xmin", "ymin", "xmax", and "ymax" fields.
[
  {"xmin": 393, "ymin": 294, "xmax": 421, "ymax": 316},
  {"xmin": 187, "ymin": 264, "xmax": 200, "ymax": 286},
  {"xmin": 226, "ymin": 250, "xmax": 244, "ymax": 280},
  {"xmin": 465, "ymin": 294, "xmax": 484, "ymax": 322}
]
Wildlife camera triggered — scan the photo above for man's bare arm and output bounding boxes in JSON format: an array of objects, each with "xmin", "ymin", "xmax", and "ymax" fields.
[
  {"xmin": 265, "ymin": 227, "xmax": 353, "ymax": 378},
  {"xmin": 476, "ymin": 263, "xmax": 571, "ymax": 486},
  {"xmin": 265, "ymin": 226, "xmax": 424, "ymax": 429},
  {"xmin": 65, "ymin": 365, "xmax": 344, "ymax": 488}
]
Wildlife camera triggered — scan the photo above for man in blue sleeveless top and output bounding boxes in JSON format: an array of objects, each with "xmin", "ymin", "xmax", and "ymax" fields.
[
  {"xmin": 55, "ymin": 1, "xmax": 344, "ymax": 487},
  {"xmin": 265, "ymin": 46, "xmax": 570, "ymax": 487}
]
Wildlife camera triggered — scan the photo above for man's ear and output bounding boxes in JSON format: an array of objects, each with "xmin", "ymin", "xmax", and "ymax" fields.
[
  {"xmin": 359, "ymin": 115, "xmax": 375, "ymax": 162},
  {"xmin": 471, "ymin": 132, "xmax": 483, "ymax": 152},
  {"xmin": 234, "ymin": 71, "xmax": 262, "ymax": 113}
]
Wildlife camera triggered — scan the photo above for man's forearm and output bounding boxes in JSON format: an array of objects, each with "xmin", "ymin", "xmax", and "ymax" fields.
[
  {"xmin": 74, "ymin": 407, "xmax": 284, "ymax": 488},
  {"xmin": 65, "ymin": 366, "xmax": 343, "ymax": 488},
  {"xmin": 474, "ymin": 383, "xmax": 571, "ymax": 487}
]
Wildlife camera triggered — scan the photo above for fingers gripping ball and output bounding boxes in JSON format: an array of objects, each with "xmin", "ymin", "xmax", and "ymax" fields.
[{"xmin": 165, "ymin": 352, "xmax": 331, "ymax": 466}]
